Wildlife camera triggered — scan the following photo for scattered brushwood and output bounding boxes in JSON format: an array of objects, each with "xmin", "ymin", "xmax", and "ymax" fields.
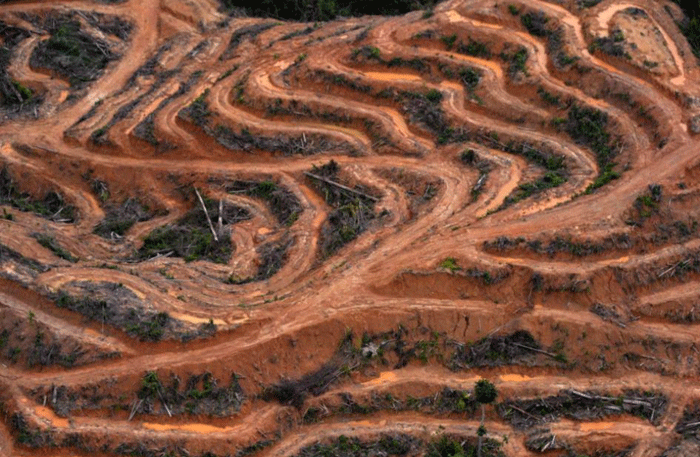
[
  {"xmin": 264, "ymin": 98, "xmax": 353, "ymax": 125},
  {"xmin": 398, "ymin": 89, "xmax": 467, "ymax": 144},
  {"xmin": 649, "ymin": 218, "xmax": 698, "ymax": 245},
  {"xmin": 215, "ymin": 124, "xmax": 354, "ymax": 156},
  {"xmin": 133, "ymin": 112, "xmax": 160, "ymax": 146},
  {"xmin": 33, "ymin": 383, "xmax": 109, "ymax": 418},
  {"xmin": 111, "ymin": 443, "xmax": 197, "ymax": 457},
  {"xmin": 573, "ymin": 448, "xmax": 632, "ymax": 457},
  {"xmin": 260, "ymin": 97, "xmax": 396, "ymax": 154},
  {"xmin": 267, "ymin": 326, "xmax": 548, "ymax": 411},
  {"xmin": 483, "ymin": 233, "xmax": 633, "ymax": 258},
  {"xmin": 659, "ymin": 439, "xmax": 700, "ymax": 457},
  {"xmin": 32, "ymin": 233, "xmax": 78, "ymax": 262},
  {"xmin": 178, "ymin": 90, "xmax": 354, "ymax": 155},
  {"xmin": 475, "ymin": 133, "xmax": 566, "ymax": 176},
  {"xmin": 590, "ymin": 303, "xmax": 629, "ymax": 328},
  {"xmin": 0, "ymin": 167, "xmax": 76, "ymax": 222},
  {"xmin": 500, "ymin": 45, "xmax": 529, "ymax": 77},
  {"xmin": 535, "ymin": 273, "xmax": 589, "ymax": 294},
  {"xmin": 293, "ymin": 433, "xmax": 503, "ymax": 457},
  {"xmin": 78, "ymin": 11, "xmax": 132, "ymax": 40},
  {"xmin": 675, "ymin": 402, "xmax": 700, "ymax": 434},
  {"xmin": 256, "ymin": 237, "xmax": 293, "ymax": 280},
  {"xmin": 72, "ymin": 98, "xmax": 103, "ymax": 127},
  {"xmin": 30, "ymin": 17, "xmax": 119, "ymax": 87},
  {"xmin": 94, "ymin": 198, "xmax": 153, "ymax": 239},
  {"xmin": 294, "ymin": 434, "xmax": 421, "ymax": 457},
  {"xmin": 279, "ymin": 24, "xmax": 319, "ymax": 41},
  {"xmin": 53, "ymin": 282, "xmax": 216, "ymax": 341},
  {"xmin": 0, "ymin": 309, "xmax": 108, "ymax": 369},
  {"xmin": 304, "ymin": 387, "xmax": 479, "ymax": 423},
  {"xmin": 0, "ymin": 21, "xmax": 36, "ymax": 112},
  {"xmin": 659, "ymin": 303, "xmax": 700, "ymax": 323},
  {"xmin": 461, "ymin": 149, "xmax": 491, "ymax": 201},
  {"xmin": 262, "ymin": 332, "xmax": 363, "ymax": 409},
  {"xmin": 120, "ymin": 39, "xmax": 175, "ymax": 90},
  {"xmin": 0, "ymin": 310, "xmax": 85, "ymax": 368},
  {"xmin": 499, "ymin": 390, "xmax": 667, "ymax": 429},
  {"xmin": 9, "ymin": 412, "xmax": 54, "ymax": 448},
  {"xmin": 590, "ymin": 29, "xmax": 630, "ymax": 59},
  {"xmin": 376, "ymin": 168, "xmax": 440, "ymax": 214},
  {"xmin": 227, "ymin": 237, "xmax": 294, "ymax": 284},
  {"xmin": 642, "ymin": 250, "xmax": 700, "ymax": 284},
  {"xmin": 90, "ymin": 80, "xmax": 169, "ymax": 145},
  {"xmin": 517, "ymin": 10, "xmax": 577, "ymax": 68},
  {"xmin": 448, "ymin": 264, "xmax": 511, "ymax": 285},
  {"xmin": 134, "ymin": 371, "xmax": 244, "ymax": 417},
  {"xmin": 393, "ymin": 386, "xmax": 479, "ymax": 413},
  {"xmin": 306, "ymin": 160, "xmax": 380, "ymax": 258},
  {"xmin": 451, "ymin": 330, "xmax": 565, "ymax": 369},
  {"xmin": 427, "ymin": 434, "xmax": 505, "ymax": 457},
  {"xmin": 237, "ymin": 441, "xmax": 277, "ymax": 457},
  {"xmin": 456, "ymin": 37, "xmax": 492, "ymax": 58},
  {"xmin": 134, "ymin": 71, "xmax": 203, "ymax": 148},
  {"xmin": 471, "ymin": 136, "xmax": 567, "ymax": 209},
  {"xmin": 350, "ymin": 45, "xmax": 429, "ymax": 72},
  {"xmin": 0, "ymin": 243, "xmax": 48, "ymax": 274},
  {"xmin": 178, "ymin": 89, "xmax": 211, "ymax": 127},
  {"xmin": 525, "ymin": 432, "xmax": 567, "ymax": 453},
  {"xmin": 499, "ymin": 171, "xmax": 565, "ymax": 209},
  {"xmin": 226, "ymin": 180, "xmax": 302, "ymax": 226},
  {"xmin": 220, "ymin": 22, "xmax": 279, "ymax": 60},
  {"xmin": 548, "ymin": 27, "xmax": 578, "ymax": 68},
  {"xmin": 625, "ymin": 184, "xmax": 662, "ymax": 226},
  {"xmin": 437, "ymin": 64, "xmax": 481, "ymax": 92},
  {"xmin": 137, "ymin": 195, "xmax": 249, "ymax": 264},
  {"xmin": 529, "ymin": 436, "xmax": 631, "ymax": 456},
  {"xmin": 313, "ymin": 69, "xmax": 373, "ymax": 94}
]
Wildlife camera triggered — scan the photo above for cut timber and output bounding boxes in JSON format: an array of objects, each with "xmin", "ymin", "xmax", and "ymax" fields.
[
  {"xmin": 194, "ymin": 188, "xmax": 219, "ymax": 242},
  {"xmin": 304, "ymin": 172, "xmax": 379, "ymax": 202}
]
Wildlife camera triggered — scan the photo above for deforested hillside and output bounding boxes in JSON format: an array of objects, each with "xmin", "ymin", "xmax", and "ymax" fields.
[{"xmin": 1, "ymin": 0, "xmax": 700, "ymax": 455}]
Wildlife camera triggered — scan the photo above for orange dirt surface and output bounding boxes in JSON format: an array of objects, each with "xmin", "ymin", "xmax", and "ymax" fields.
[{"xmin": 1, "ymin": 0, "xmax": 700, "ymax": 456}]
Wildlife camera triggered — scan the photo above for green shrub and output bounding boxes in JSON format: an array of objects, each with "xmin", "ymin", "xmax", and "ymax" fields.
[
  {"xmin": 441, "ymin": 34, "xmax": 457, "ymax": 50},
  {"xmin": 440, "ymin": 257, "xmax": 460, "ymax": 272}
]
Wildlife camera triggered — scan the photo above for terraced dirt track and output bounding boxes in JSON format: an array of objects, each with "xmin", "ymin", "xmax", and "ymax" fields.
[{"xmin": 2, "ymin": 0, "xmax": 700, "ymax": 455}]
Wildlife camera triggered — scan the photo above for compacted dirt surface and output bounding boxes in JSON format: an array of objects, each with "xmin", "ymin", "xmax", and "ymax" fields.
[{"xmin": 2, "ymin": 0, "xmax": 700, "ymax": 455}]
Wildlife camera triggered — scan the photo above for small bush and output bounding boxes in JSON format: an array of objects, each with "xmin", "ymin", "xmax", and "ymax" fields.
[{"xmin": 521, "ymin": 11, "xmax": 550, "ymax": 37}]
